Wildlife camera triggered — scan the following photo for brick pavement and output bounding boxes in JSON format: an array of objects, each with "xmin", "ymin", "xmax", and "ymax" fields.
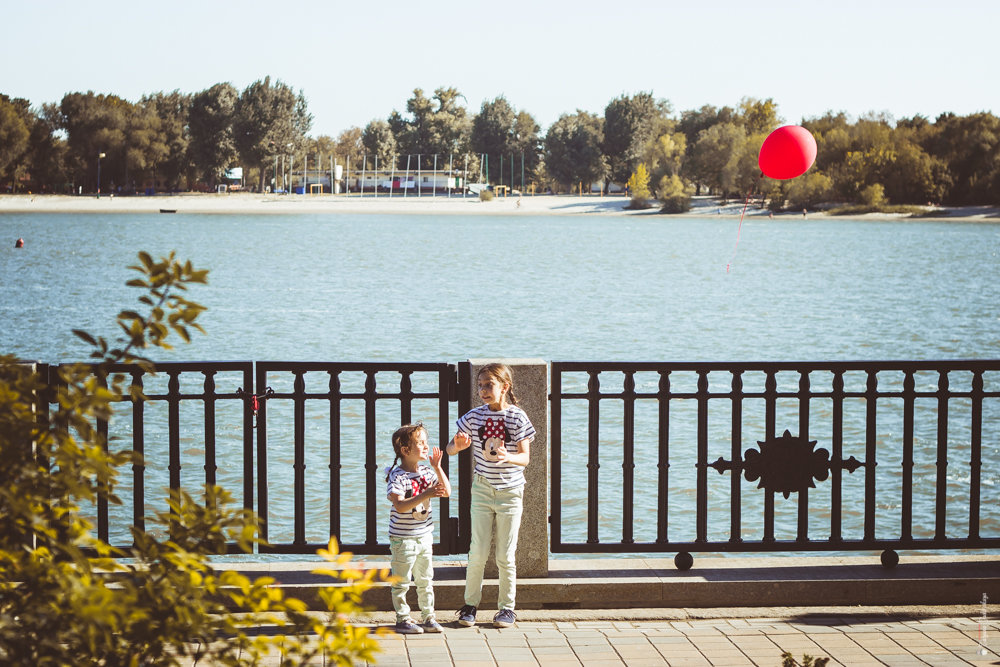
[{"xmin": 363, "ymin": 611, "xmax": 999, "ymax": 667}]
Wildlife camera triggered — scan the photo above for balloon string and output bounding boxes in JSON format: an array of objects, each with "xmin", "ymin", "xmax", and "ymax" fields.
[{"xmin": 726, "ymin": 173, "xmax": 762, "ymax": 273}]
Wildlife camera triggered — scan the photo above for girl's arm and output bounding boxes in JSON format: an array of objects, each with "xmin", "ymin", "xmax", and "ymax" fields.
[
  {"xmin": 445, "ymin": 430, "xmax": 471, "ymax": 456},
  {"xmin": 430, "ymin": 447, "xmax": 452, "ymax": 497},
  {"xmin": 389, "ymin": 483, "xmax": 447, "ymax": 513},
  {"xmin": 495, "ymin": 438, "xmax": 531, "ymax": 467}
]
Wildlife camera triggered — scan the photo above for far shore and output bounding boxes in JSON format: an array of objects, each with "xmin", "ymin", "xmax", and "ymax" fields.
[{"xmin": 1, "ymin": 192, "xmax": 998, "ymax": 221}]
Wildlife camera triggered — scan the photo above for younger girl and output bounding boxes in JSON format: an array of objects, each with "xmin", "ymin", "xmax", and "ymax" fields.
[
  {"xmin": 385, "ymin": 423, "xmax": 451, "ymax": 634},
  {"xmin": 447, "ymin": 363, "xmax": 535, "ymax": 628}
]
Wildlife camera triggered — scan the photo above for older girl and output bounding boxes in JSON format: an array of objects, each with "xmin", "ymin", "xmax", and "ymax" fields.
[{"xmin": 447, "ymin": 363, "xmax": 535, "ymax": 628}]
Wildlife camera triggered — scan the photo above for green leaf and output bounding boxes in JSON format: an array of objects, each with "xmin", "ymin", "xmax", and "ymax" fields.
[{"xmin": 72, "ymin": 329, "xmax": 98, "ymax": 346}]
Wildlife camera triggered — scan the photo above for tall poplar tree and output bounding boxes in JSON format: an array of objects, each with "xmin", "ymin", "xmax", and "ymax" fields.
[{"xmin": 233, "ymin": 76, "xmax": 312, "ymax": 191}]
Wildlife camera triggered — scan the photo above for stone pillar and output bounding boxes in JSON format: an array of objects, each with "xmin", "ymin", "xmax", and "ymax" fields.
[{"xmin": 466, "ymin": 358, "xmax": 548, "ymax": 577}]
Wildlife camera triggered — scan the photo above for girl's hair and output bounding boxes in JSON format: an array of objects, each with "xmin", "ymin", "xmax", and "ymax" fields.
[
  {"xmin": 386, "ymin": 422, "xmax": 426, "ymax": 481},
  {"xmin": 479, "ymin": 362, "xmax": 518, "ymax": 406}
]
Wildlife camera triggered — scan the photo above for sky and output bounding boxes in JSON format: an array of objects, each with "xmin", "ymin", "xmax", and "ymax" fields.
[{"xmin": 4, "ymin": 0, "xmax": 998, "ymax": 138}]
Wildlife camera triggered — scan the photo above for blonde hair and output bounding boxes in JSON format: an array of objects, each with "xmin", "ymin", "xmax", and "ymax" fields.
[
  {"xmin": 479, "ymin": 362, "xmax": 518, "ymax": 406},
  {"xmin": 386, "ymin": 422, "xmax": 426, "ymax": 481}
]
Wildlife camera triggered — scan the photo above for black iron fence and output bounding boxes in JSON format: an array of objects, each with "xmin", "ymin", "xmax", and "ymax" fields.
[
  {"xmin": 249, "ymin": 362, "xmax": 460, "ymax": 555},
  {"xmin": 551, "ymin": 361, "xmax": 1000, "ymax": 567},
  {"xmin": 39, "ymin": 361, "xmax": 463, "ymax": 556},
  {"xmin": 31, "ymin": 359, "xmax": 1000, "ymax": 564}
]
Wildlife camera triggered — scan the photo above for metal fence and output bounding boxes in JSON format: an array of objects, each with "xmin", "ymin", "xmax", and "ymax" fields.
[
  {"xmin": 33, "ymin": 359, "xmax": 1000, "ymax": 563},
  {"xmin": 40, "ymin": 361, "xmax": 462, "ymax": 556},
  {"xmin": 550, "ymin": 361, "xmax": 1000, "ymax": 566}
]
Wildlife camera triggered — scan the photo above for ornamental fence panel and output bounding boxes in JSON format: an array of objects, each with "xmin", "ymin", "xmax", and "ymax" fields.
[{"xmin": 550, "ymin": 361, "xmax": 1000, "ymax": 567}]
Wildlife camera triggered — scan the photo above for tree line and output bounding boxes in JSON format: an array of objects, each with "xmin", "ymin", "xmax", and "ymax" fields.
[{"xmin": 1, "ymin": 79, "xmax": 998, "ymax": 209}]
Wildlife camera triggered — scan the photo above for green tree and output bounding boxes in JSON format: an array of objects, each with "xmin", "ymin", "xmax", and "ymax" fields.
[
  {"xmin": 544, "ymin": 110, "xmax": 607, "ymax": 192},
  {"xmin": 188, "ymin": 83, "xmax": 239, "ymax": 187},
  {"xmin": 881, "ymin": 134, "xmax": 949, "ymax": 204},
  {"xmin": 234, "ymin": 76, "xmax": 313, "ymax": 191},
  {"xmin": 0, "ymin": 252, "xmax": 389, "ymax": 665},
  {"xmin": 925, "ymin": 111, "xmax": 1000, "ymax": 205},
  {"xmin": 124, "ymin": 99, "xmax": 169, "ymax": 192},
  {"xmin": 738, "ymin": 97, "xmax": 781, "ymax": 135},
  {"xmin": 0, "ymin": 96, "xmax": 30, "ymax": 191},
  {"xmin": 804, "ymin": 111, "xmax": 852, "ymax": 168},
  {"xmin": 512, "ymin": 110, "xmax": 542, "ymax": 187},
  {"xmin": 469, "ymin": 96, "xmax": 541, "ymax": 187},
  {"xmin": 143, "ymin": 90, "xmax": 191, "ymax": 190},
  {"xmin": 641, "ymin": 130, "xmax": 686, "ymax": 183},
  {"xmin": 603, "ymin": 92, "xmax": 672, "ymax": 187},
  {"xmin": 686, "ymin": 122, "xmax": 749, "ymax": 197},
  {"xmin": 308, "ymin": 134, "xmax": 339, "ymax": 159},
  {"xmin": 428, "ymin": 86, "xmax": 470, "ymax": 160},
  {"xmin": 391, "ymin": 87, "xmax": 470, "ymax": 168},
  {"xmin": 471, "ymin": 96, "xmax": 516, "ymax": 184},
  {"xmin": 59, "ymin": 91, "xmax": 131, "ymax": 192},
  {"xmin": 334, "ymin": 126, "xmax": 363, "ymax": 164},
  {"xmin": 678, "ymin": 104, "xmax": 738, "ymax": 148},
  {"xmin": 23, "ymin": 102, "xmax": 70, "ymax": 192},
  {"xmin": 362, "ymin": 119, "xmax": 399, "ymax": 169}
]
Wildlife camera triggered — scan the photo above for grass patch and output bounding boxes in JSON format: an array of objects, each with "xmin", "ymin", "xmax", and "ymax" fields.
[{"xmin": 826, "ymin": 204, "xmax": 929, "ymax": 216}]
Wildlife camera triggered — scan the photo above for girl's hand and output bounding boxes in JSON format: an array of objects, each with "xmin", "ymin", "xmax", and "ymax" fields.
[
  {"xmin": 494, "ymin": 446, "xmax": 508, "ymax": 462},
  {"xmin": 454, "ymin": 432, "xmax": 471, "ymax": 451},
  {"xmin": 429, "ymin": 446, "xmax": 443, "ymax": 468},
  {"xmin": 430, "ymin": 481, "xmax": 448, "ymax": 497}
]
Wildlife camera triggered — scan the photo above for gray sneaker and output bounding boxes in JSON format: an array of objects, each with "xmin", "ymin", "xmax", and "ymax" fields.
[
  {"xmin": 493, "ymin": 608, "xmax": 516, "ymax": 628},
  {"xmin": 421, "ymin": 619, "xmax": 444, "ymax": 633},
  {"xmin": 394, "ymin": 619, "xmax": 424, "ymax": 634},
  {"xmin": 457, "ymin": 604, "xmax": 477, "ymax": 627}
]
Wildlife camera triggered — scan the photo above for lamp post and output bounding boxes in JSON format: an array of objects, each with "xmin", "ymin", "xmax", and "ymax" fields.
[{"xmin": 97, "ymin": 152, "xmax": 106, "ymax": 198}]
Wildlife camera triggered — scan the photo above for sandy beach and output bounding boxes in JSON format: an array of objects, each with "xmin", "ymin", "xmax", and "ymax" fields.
[{"xmin": 1, "ymin": 192, "xmax": 998, "ymax": 220}]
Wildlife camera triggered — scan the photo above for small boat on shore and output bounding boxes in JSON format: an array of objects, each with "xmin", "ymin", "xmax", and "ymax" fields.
[{"xmin": 159, "ymin": 209, "xmax": 176, "ymax": 214}]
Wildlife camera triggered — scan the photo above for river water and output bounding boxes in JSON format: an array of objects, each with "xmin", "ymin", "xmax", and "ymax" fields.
[{"xmin": 1, "ymin": 211, "xmax": 998, "ymax": 556}]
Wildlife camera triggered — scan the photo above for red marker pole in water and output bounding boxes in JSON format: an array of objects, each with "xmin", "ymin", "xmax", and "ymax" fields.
[{"xmin": 726, "ymin": 186, "xmax": 756, "ymax": 273}]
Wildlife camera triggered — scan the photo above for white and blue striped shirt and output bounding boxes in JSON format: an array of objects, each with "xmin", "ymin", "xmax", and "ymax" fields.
[
  {"xmin": 386, "ymin": 465, "xmax": 438, "ymax": 537},
  {"xmin": 456, "ymin": 405, "xmax": 535, "ymax": 490}
]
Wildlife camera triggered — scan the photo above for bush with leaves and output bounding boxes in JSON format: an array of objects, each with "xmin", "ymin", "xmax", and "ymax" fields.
[
  {"xmin": 625, "ymin": 163, "xmax": 653, "ymax": 210},
  {"xmin": 0, "ymin": 251, "xmax": 390, "ymax": 666},
  {"xmin": 784, "ymin": 172, "xmax": 834, "ymax": 211},
  {"xmin": 781, "ymin": 651, "xmax": 830, "ymax": 667},
  {"xmin": 656, "ymin": 173, "xmax": 693, "ymax": 213}
]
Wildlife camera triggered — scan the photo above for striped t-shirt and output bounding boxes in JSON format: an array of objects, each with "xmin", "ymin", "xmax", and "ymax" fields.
[
  {"xmin": 456, "ymin": 404, "xmax": 536, "ymax": 490},
  {"xmin": 386, "ymin": 465, "xmax": 438, "ymax": 537}
]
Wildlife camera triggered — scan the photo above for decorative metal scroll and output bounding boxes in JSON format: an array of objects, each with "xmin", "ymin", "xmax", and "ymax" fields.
[
  {"xmin": 743, "ymin": 430, "xmax": 830, "ymax": 498},
  {"xmin": 709, "ymin": 429, "xmax": 866, "ymax": 499}
]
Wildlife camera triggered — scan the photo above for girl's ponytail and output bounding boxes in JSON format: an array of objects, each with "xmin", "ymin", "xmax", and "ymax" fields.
[
  {"xmin": 480, "ymin": 362, "xmax": 518, "ymax": 406},
  {"xmin": 386, "ymin": 422, "xmax": 425, "ymax": 481}
]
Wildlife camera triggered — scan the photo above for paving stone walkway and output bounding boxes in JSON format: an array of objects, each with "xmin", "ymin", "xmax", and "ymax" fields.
[{"xmin": 363, "ymin": 613, "xmax": 999, "ymax": 667}]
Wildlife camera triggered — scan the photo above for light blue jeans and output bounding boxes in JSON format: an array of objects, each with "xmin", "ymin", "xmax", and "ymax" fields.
[
  {"xmin": 464, "ymin": 474, "xmax": 524, "ymax": 611},
  {"xmin": 389, "ymin": 532, "xmax": 435, "ymax": 624}
]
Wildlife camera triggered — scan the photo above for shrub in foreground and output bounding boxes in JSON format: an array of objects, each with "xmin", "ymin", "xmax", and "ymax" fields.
[{"xmin": 0, "ymin": 252, "xmax": 389, "ymax": 666}]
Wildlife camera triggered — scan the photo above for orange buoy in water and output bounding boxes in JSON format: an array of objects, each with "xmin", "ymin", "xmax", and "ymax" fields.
[{"xmin": 15, "ymin": 238, "xmax": 25, "ymax": 248}]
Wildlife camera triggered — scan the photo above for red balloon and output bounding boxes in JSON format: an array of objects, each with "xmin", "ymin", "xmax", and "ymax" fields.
[{"xmin": 758, "ymin": 125, "xmax": 817, "ymax": 180}]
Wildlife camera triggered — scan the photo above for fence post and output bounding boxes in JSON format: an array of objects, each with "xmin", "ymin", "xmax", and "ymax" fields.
[{"xmin": 466, "ymin": 358, "xmax": 549, "ymax": 577}]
